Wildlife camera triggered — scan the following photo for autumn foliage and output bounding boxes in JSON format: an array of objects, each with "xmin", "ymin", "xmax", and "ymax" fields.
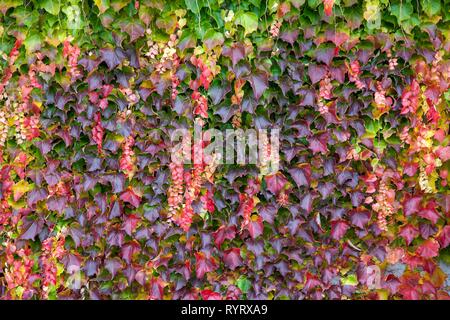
[{"xmin": 0, "ymin": 0, "xmax": 450, "ymax": 300}]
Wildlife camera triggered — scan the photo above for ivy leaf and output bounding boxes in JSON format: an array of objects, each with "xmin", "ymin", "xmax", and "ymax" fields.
[
  {"xmin": 438, "ymin": 226, "xmax": 450, "ymax": 249},
  {"xmin": 236, "ymin": 276, "xmax": 252, "ymax": 294},
  {"xmin": 105, "ymin": 258, "xmax": 123, "ymax": 277},
  {"xmin": 200, "ymin": 290, "xmax": 222, "ymax": 300},
  {"xmin": 399, "ymin": 224, "xmax": 420, "ymax": 245},
  {"xmin": 235, "ymin": 11, "xmax": 258, "ymax": 36},
  {"xmin": 416, "ymin": 239, "xmax": 440, "ymax": 259},
  {"xmin": 0, "ymin": 0, "xmax": 22, "ymax": 15},
  {"xmin": 248, "ymin": 71, "xmax": 268, "ymax": 100},
  {"xmin": 421, "ymin": 0, "xmax": 441, "ymax": 17},
  {"xmin": 24, "ymin": 33, "xmax": 43, "ymax": 53},
  {"xmin": 390, "ymin": 2, "xmax": 414, "ymax": 23},
  {"xmin": 149, "ymin": 278, "xmax": 165, "ymax": 300},
  {"xmin": 308, "ymin": 133, "xmax": 329, "ymax": 154},
  {"xmin": 203, "ymin": 29, "xmax": 224, "ymax": 50},
  {"xmin": 265, "ymin": 172, "xmax": 288, "ymax": 195},
  {"xmin": 308, "ymin": 64, "xmax": 327, "ymax": 84},
  {"xmin": 185, "ymin": 0, "xmax": 205, "ymax": 15},
  {"xmin": 331, "ymin": 220, "xmax": 349, "ymax": 240},
  {"xmin": 195, "ymin": 252, "xmax": 218, "ymax": 279},
  {"xmin": 100, "ymin": 47, "xmax": 126, "ymax": 70},
  {"xmin": 94, "ymin": 0, "xmax": 110, "ymax": 13},
  {"xmin": 41, "ymin": 0, "xmax": 60, "ymax": 15},
  {"xmin": 213, "ymin": 225, "xmax": 236, "ymax": 249},
  {"xmin": 341, "ymin": 274, "xmax": 358, "ymax": 286},
  {"xmin": 223, "ymin": 248, "xmax": 242, "ymax": 270},
  {"xmin": 20, "ymin": 218, "xmax": 42, "ymax": 240},
  {"xmin": 121, "ymin": 240, "xmax": 140, "ymax": 264},
  {"xmin": 247, "ymin": 215, "xmax": 264, "ymax": 239},
  {"xmin": 12, "ymin": 180, "xmax": 34, "ymax": 202},
  {"xmin": 222, "ymin": 43, "xmax": 246, "ymax": 66},
  {"xmin": 403, "ymin": 195, "xmax": 422, "ymax": 216},
  {"xmin": 120, "ymin": 188, "xmax": 141, "ymax": 208},
  {"xmin": 349, "ymin": 209, "xmax": 370, "ymax": 228},
  {"xmin": 110, "ymin": 0, "xmax": 128, "ymax": 12},
  {"xmin": 288, "ymin": 164, "xmax": 311, "ymax": 188},
  {"xmin": 122, "ymin": 214, "xmax": 140, "ymax": 236},
  {"xmin": 120, "ymin": 20, "xmax": 145, "ymax": 42}
]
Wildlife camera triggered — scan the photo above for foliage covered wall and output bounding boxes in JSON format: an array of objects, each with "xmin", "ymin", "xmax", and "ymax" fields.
[{"xmin": 0, "ymin": 0, "xmax": 450, "ymax": 300}]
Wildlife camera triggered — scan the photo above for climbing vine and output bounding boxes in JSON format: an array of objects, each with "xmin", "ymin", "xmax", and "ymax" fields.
[{"xmin": 0, "ymin": 0, "xmax": 450, "ymax": 300}]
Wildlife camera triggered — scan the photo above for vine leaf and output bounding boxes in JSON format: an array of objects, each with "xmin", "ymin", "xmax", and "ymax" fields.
[
  {"xmin": 120, "ymin": 20, "xmax": 145, "ymax": 42},
  {"xmin": 41, "ymin": 0, "xmax": 60, "ymax": 15},
  {"xmin": 235, "ymin": 11, "xmax": 258, "ymax": 36}
]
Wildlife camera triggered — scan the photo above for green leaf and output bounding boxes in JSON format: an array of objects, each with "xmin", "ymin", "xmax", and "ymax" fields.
[
  {"xmin": 390, "ymin": 1, "xmax": 414, "ymax": 23},
  {"xmin": 41, "ymin": 0, "xmax": 60, "ymax": 15},
  {"xmin": 11, "ymin": 7, "xmax": 40, "ymax": 27},
  {"xmin": 24, "ymin": 32, "xmax": 43, "ymax": 53},
  {"xmin": 185, "ymin": 0, "xmax": 205, "ymax": 15},
  {"xmin": 421, "ymin": 0, "xmax": 441, "ymax": 17},
  {"xmin": 235, "ymin": 11, "xmax": 258, "ymax": 36},
  {"xmin": 341, "ymin": 274, "xmax": 358, "ymax": 286},
  {"xmin": 110, "ymin": 0, "xmax": 128, "ymax": 12},
  {"xmin": 236, "ymin": 276, "xmax": 252, "ymax": 293},
  {"xmin": 0, "ymin": 0, "xmax": 22, "ymax": 15}
]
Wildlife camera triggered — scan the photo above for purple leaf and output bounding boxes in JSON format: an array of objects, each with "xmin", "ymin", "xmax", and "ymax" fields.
[
  {"xmin": 399, "ymin": 224, "xmax": 420, "ymax": 245},
  {"xmin": 349, "ymin": 209, "xmax": 370, "ymax": 228},
  {"xmin": 403, "ymin": 195, "xmax": 422, "ymax": 216},
  {"xmin": 248, "ymin": 71, "xmax": 268, "ymax": 100},
  {"xmin": 223, "ymin": 43, "xmax": 245, "ymax": 66},
  {"xmin": 265, "ymin": 172, "xmax": 288, "ymax": 195},
  {"xmin": 331, "ymin": 220, "xmax": 349, "ymax": 240},
  {"xmin": 288, "ymin": 164, "xmax": 311, "ymax": 188},
  {"xmin": 223, "ymin": 248, "xmax": 242, "ymax": 270},
  {"xmin": 308, "ymin": 64, "xmax": 327, "ymax": 84},
  {"xmin": 100, "ymin": 48, "xmax": 126, "ymax": 70}
]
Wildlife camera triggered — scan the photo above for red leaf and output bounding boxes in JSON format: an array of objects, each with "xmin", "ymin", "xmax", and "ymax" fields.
[
  {"xmin": 247, "ymin": 215, "xmax": 264, "ymax": 239},
  {"xmin": 330, "ymin": 220, "xmax": 349, "ymax": 240},
  {"xmin": 419, "ymin": 201, "xmax": 441, "ymax": 225},
  {"xmin": 325, "ymin": 30, "xmax": 349, "ymax": 47},
  {"xmin": 304, "ymin": 272, "xmax": 322, "ymax": 291},
  {"xmin": 195, "ymin": 252, "xmax": 218, "ymax": 279},
  {"xmin": 200, "ymin": 290, "xmax": 222, "ymax": 300},
  {"xmin": 436, "ymin": 146, "xmax": 450, "ymax": 162},
  {"xmin": 213, "ymin": 225, "xmax": 236, "ymax": 249},
  {"xmin": 120, "ymin": 188, "xmax": 141, "ymax": 208},
  {"xmin": 403, "ymin": 195, "xmax": 422, "ymax": 216},
  {"xmin": 399, "ymin": 284, "xmax": 420, "ymax": 300},
  {"xmin": 323, "ymin": 0, "xmax": 334, "ymax": 16},
  {"xmin": 121, "ymin": 240, "xmax": 140, "ymax": 264},
  {"xmin": 122, "ymin": 214, "xmax": 140, "ymax": 236},
  {"xmin": 265, "ymin": 172, "xmax": 288, "ymax": 195},
  {"xmin": 399, "ymin": 224, "xmax": 420, "ymax": 245},
  {"xmin": 416, "ymin": 239, "xmax": 440, "ymax": 259},
  {"xmin": 223, "ymin": 248, "xmax": 242, "ymax": 270},
  {"xmin": 403, "ymin": 162, "xmax": 419, "ymax": 177},
  {"xmin": 438, "ymin": 226, "xmax": 450, "ymax": 249}
]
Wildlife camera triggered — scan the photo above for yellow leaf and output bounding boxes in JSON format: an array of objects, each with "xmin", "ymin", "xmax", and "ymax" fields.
[{"xmin": 12, "ymin": 180, "xmax": 34, "ymax": 202}]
